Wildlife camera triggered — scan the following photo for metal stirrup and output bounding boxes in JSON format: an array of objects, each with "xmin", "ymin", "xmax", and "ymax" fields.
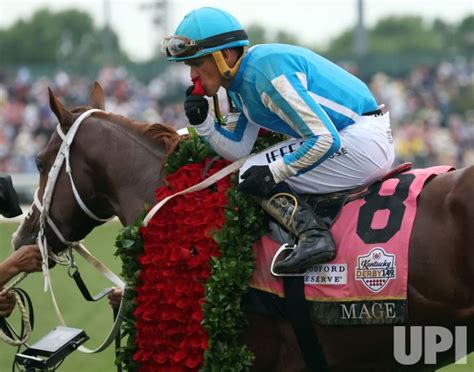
[{"xmin": 270, "ymin": 244, "xmax": 308, "ymax": 277}]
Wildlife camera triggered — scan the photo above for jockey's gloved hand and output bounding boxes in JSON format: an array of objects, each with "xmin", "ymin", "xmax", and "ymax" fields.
[
  {"xmin": 184, "ymin": 85, "xmax": 209, "ymax": 125},
  {"xmin": 237, "ymin": 165, "xmax": 278, "ymax": 198}
]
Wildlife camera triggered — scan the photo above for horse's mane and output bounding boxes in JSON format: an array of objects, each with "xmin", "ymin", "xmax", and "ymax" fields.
[
  {"xmin": 111, "ymin": 113, "xmax": 181, "ymax": 155},
  {"xmin": 72, "ymin": 106, "xmax": 181, "ymax": 155}
]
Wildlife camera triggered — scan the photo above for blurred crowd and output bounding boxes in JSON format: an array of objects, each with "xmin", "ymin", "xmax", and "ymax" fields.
[
  {"xmin": 0, "ymin": 58, "xmax": 473, "ymax": 175},
  {"xmin": 370, "ymin": 59, "xmax": 474, "ymax": 168},
  {"xmin": 0, "ymin": 64, "xmax": 192, "ymax": 173}
]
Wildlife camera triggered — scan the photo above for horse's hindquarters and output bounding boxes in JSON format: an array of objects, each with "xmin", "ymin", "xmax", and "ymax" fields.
[{"xmin": 408, "ymin": 167, "xmax": 474, "ymax": 324}]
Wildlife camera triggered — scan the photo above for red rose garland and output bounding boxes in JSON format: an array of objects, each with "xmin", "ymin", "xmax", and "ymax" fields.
[{"xmin": 133, "ymin": 158, "xmax": 231, "ymax": 371}]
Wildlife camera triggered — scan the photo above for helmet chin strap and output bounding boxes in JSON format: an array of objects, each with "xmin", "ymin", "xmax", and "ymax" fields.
[
  {"xmin": 211, "ymin": 48, "xmax": 246, "ymax": 124},
  {"xmin": 212, "ymin": 49, "xmax": 246, "ymax": 79}
]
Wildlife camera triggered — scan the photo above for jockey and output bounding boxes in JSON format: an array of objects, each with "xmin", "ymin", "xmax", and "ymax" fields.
[{"xmin": 162, "ymin": 7, "xmax": 395, "ymax": 274}]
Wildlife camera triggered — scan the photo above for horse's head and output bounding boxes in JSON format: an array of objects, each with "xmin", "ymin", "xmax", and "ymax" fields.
[
  {"xmin": 12, "ymin": 82, "xmax": 113, "ymax": 254},
  {"xmin": 13, "ymin": 82, "xmax": 180, "ymax": 255}
]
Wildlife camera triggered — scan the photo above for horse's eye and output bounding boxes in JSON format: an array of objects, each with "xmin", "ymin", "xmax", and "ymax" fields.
[{"xmin": 36, "ymin": 158, "xmax": 45, "ymax": 173}]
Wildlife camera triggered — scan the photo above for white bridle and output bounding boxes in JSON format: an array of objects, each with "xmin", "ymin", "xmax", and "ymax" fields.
[
  {"xmin": 35, "ymin": 109, "xmax": 112, "ymax": 264},
  {"xmin": 27, "ymin": 108, "xmax": 124, "ymax": 353}
]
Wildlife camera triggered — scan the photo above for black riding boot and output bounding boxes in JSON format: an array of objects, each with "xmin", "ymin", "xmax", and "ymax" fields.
[{"xmin": 261, "ymin": 185, "xmax": 336, "ymax": 274}]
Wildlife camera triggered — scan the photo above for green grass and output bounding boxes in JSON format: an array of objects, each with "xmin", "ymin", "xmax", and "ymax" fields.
[
  {"xmin": 439, "ymin": 355, "xmax": 474, "ymax": 372},
  {"xmin": 0, "ymin": 221, "xmax": 122, "ymax": 372},
  {"xmin": 0, "ymin": 221, "xmax": 472, "ymax": 371}
]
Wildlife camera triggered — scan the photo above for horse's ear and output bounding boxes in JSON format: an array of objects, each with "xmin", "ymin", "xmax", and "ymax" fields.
[
  {"xmin": 48, "ymin": 87, "xmax": 73, "ymax": 129},
  {"xmin": 90, "ymin": 81, "xmax": 105, "ymax": 110}
]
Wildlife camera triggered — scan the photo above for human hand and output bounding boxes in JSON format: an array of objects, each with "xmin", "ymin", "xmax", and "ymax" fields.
[
  {"xmin": 237, "ymin": 165, "xmax": 278, "ymax": 198},
  {"xmin": 8, "ymin": 244, "xmax": 42, "ymax": 274},
  {"xmin": 107, "ymin": 287, "xmax": 123, "ymax": 309},
  {"xmin": 0, "ymin": 290, "xmax": 16, "ymax": 317},
  {"xmin": 184, "ymin": 86, "xmax": 209, "ymax": 125}
]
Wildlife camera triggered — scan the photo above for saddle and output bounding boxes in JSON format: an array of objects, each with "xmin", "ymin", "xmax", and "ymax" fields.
[{"xmin": 268, "ymin": 162, "xmax": 413, "ymax": 245}]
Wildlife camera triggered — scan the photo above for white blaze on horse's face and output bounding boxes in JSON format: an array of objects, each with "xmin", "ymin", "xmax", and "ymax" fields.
[{"xmin": 12, "ymin": 207, "xmax": 39, "ymax": 250}]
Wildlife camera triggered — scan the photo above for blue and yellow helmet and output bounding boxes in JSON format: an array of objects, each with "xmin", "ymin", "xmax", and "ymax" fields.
[{"xmin": 162, "ymin": 7, "xmax": 249, "ymax": 62}]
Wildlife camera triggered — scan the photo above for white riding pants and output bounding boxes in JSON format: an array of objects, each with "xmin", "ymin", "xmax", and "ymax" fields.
[{"xmin": 239, "ymin": 112, "xmax": 395, "ymax": 194}]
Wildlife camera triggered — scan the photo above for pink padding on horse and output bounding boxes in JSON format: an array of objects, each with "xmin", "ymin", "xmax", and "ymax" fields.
[
  {"xmin": 371, "ymin": 209, "xmax": 390, "ymax": 229},
  {"xmin": 250, "ymin": 166, "xmax": 454, "ymax": 301}
]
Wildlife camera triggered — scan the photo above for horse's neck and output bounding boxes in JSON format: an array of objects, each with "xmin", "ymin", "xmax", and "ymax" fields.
[
  {"xmin": 113, "ymin": 166, "xmax": 162, "ymax": 226},
  {"xmin": 96, "ymin": 119, "xmax": 166, "ymax": 225}
]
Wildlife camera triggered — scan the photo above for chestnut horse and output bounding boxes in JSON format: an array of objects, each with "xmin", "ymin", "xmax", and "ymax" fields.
[{"xmin": 13, "ymin": 83, "xmax": 474, "ymax": 370}]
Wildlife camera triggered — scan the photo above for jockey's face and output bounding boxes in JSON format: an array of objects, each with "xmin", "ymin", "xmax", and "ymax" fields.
[{"xmin": 185, "ymin": 55, "xmax": 223, "ymax": 97}]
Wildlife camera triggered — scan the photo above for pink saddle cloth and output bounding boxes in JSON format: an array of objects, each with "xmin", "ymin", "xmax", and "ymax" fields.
[{"xmin": 249, "ymin": 166, "xmax": 453, "ymax": 325}]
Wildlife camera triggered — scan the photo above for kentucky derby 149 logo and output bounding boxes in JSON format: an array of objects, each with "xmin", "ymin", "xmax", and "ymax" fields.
[{"xmin": 355, "ymin": 247, "xmax": 396, "ymax": 292}]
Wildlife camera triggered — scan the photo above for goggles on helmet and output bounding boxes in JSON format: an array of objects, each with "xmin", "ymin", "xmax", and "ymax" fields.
[{"xmin": 161, "ymin": 30, "xmax": 248, "ymax": 58}]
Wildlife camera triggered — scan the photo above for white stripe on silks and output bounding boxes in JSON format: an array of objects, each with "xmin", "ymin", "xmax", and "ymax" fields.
[
  {"xmin": 295, "ymin": 71, "xmax": 362, "ymax": 122},
  {"xmin": 312, "ymin": 94, "xmax": 361, "ymax": 122},
  {"xmin": 270, "ymin": 74, "xmax": 329, "ymax": 136},
  {"xmin": 293, "ymin": 71, "xmax": 360, "ymax": 128},
  {"xmin": 269, "ymin": 132, "xmax": 336, "ymax": 183},
  {"xmin": 295, "ymin": 72, "xmax": 308, "ymax": 89},
  {"xmin": 237, "ymin": 92, "xmax": 259, "ymax": 129},
  {"xmin": 260, "ymin": 92, "xmax": 304, "ymax": 137},
  {"xmin": 286, "ymin": 135, "xmax": 334, "ymax": 173},
  {"xmin": 264, "ymin": 74, "xmax": 341, "ymax": 183},
  {"xmin": 230, "ymin": 91, "xmax": 257, "ymax": 131}
]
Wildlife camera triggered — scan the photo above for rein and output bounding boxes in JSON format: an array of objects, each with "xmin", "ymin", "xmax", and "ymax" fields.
[
  {"xmin": 0, "ymin": 274, "xmax": 33, "ymax": 346},
  {"xmin": 143, "ymin": 155, "xmax": 250, "ymax": 226}
]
